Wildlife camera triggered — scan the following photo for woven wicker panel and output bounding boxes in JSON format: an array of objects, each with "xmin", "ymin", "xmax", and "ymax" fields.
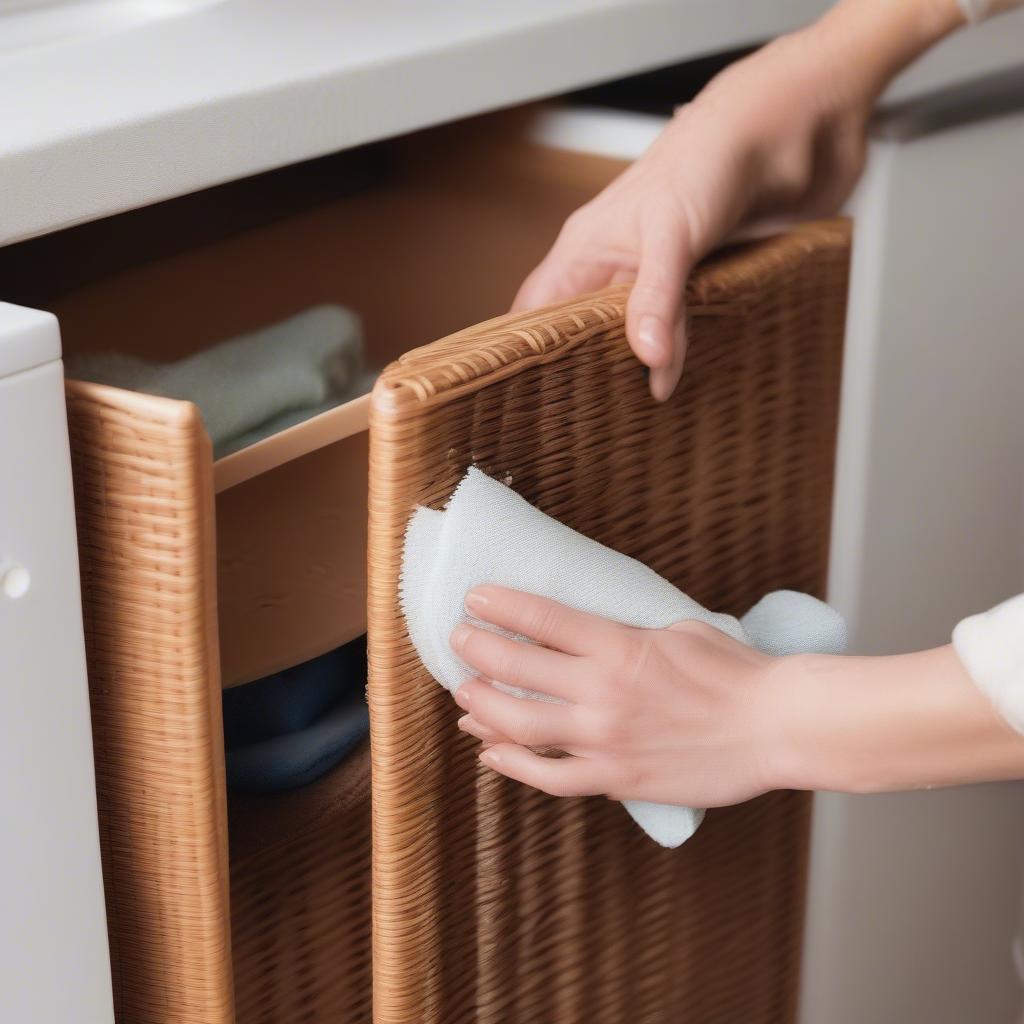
[
  {"xmin": 230, "ymin": 745, "xmax": 373, "ymax": 1024},
  {"xmin": 368, "ymin": 220, "xmax": 851, "ymax": 1024},
  {"xmin": 66, "ymin": 381, "xmax": 234, "ymax": 1024}
]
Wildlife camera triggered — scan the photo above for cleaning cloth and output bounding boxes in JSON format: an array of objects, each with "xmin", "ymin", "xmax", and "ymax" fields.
[{"xmin": 401, "ymin": 467, "xmax": 847, "ymax": 848}]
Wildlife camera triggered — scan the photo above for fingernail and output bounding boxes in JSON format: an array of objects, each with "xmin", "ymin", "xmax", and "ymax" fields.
[
  {"xmin": 454, "ymin": 685, "xmax": 472, "ymax": 709},
  {"xmin": 637, "ymin": 316, "xmax": 667, "ymax": 364},
  {"xmin": 465, "ymin": 589, "xmax": 489, "ymax": 614},
  {"xmin": 649, "ymin": 367, "xmax": 670, "ymax": 402},
  {"xmin": 480, "ymin": 748, "xmax": 501, "ymax": 767},
  {"xmin": 650, "ymin": 359, "xmax": 684, "ymax": 403},
  {"xmin": 450, "ymin": 623, "xmax": 472, "ymax": 651}
]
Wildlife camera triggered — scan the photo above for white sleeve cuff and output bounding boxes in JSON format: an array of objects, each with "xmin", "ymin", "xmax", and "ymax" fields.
[{"xmin": 953, "ymin": 593, "xmax": 1024, "ymax": 734}]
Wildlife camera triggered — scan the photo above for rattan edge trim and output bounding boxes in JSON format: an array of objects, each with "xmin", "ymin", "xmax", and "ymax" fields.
[{"xmin": 371, "ymin": 220, "xmax": 851, "ymax": 416}]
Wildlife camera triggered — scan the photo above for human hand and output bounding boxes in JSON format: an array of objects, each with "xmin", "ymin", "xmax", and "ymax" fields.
[
  {"xmin": 512, "ymin": 0, "xmax": 963, "ymax": 400},
  {"xmin": 449, "ymin": 585, "xmax": 1024, "ymax": 807},
  {"xmin": 449, "ymin": 585, "xmax": 785, "ymax": 808}
]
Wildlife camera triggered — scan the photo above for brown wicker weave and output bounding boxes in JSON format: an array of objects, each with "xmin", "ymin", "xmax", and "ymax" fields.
[
  {"xmin": 66, "ymin": 382, "xmax": 234, "ymax": 1024},
  {"xmin": 229, "ymin": 744, "xmax": 373, "ymax": 1024},
  {"xmin": 66, "ymin": 217, "xmax": 848, "ymax": 1024},
  {"xmin": 368, "ymin": 220, "xmax": 851, "ymax": 1024},
  {"xmin": 66, "ymin": 382, "xmax": 374, "ymax": 1024}
]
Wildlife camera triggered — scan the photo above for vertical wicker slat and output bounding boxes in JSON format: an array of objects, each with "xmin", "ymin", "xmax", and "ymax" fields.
[
  {"xmin": 368, "ymin": 221, "xmax": 851, "ymax": 1024},
  {"xmin": 66, "ymin": 381, "xmax": 234, "ymax": 1024}
]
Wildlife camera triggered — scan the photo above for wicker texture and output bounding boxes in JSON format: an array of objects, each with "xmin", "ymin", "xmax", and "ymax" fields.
[
  {"xmin": 230, "ymin": 746, "xmax": 373, "ymax": 1024},
  {"xmin": 67, "ymin": 380, "xmax": 374, "ymax": 1024},
  {"xmin": 66, "ymin": 381, "xmax": 234, "ymax": 1024},
  {"xmin": 66, "ymin": 218, "xmax": 848, "ymax": 1024},
  {"xmin": 368, "ymin": 221, "xmax": 851, "ymax": 1024}
]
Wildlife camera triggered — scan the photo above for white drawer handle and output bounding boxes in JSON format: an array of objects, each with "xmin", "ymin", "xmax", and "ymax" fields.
[{"xmin": 2, "ymin": 565, "xmax": 31, "ymax": 600}]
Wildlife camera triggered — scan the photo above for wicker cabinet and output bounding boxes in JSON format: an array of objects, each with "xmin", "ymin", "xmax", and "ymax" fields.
[{"xmin": 53, "ymin": 120, "xmax": 849, "ymax": 1024}]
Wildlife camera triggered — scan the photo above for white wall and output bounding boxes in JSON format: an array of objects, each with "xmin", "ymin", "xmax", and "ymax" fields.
[{"xmin": 802, "ymin": 84, "xmax": 1024, "ymax": 1024}]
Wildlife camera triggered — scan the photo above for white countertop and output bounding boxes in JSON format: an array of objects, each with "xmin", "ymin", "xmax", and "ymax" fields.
[
  {"xmin": 2, "ymin": 1, "xmax": 1022, "ymax": 247},
  {"xmin": 1, "ymin": 0, "xmax": 833, "ymax": 245}
]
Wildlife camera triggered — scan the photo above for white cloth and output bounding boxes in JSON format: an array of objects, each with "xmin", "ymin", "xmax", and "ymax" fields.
[
  {"xmin": 401, "ymin": 467, "xmax": 847, "ymax": 848},
  {"xmin": 953, "ymin": 592, "xmax": 1024, "ymax": 734}
]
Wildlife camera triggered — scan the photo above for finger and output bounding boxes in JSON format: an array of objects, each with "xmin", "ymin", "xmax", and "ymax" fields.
[
  {"xmin": 625, "ymin": 226, "xmax": 691, "ymax": 371},
  {"xmin": 478, "ymin": 744, "xmax": 615, "ymax": 798},
  {"xmin": 648, "ymin": 318, "xmax": 687, "ymax": 402},
  {"xmin": 457, "ymin": 713, "xmax": 510, "ymax": 745},
  {"xmin": 512, "ymin": 257, "xmax": 616, "ymax": 313},
  {"xmin": 511, "ymin": 261, "xmax": 566, "ymax": 312},
  {"xmin": 465, "ymin": 586, "xmax": 618, "ymax": 657},
  {"xmin": 450, "ymin": 623, "xmax": 584, "ymax": 701},
  {"xmin": 454, "ymin": 678, "xmax": 585, "ymax": 748}
]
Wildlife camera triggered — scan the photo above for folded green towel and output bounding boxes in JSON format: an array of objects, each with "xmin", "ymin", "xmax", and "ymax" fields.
[
  {"xmin": 215, "ymin": 369, "xmax": 377, "ymax": 458},
  {"xmin": 67, "ymin": 305, "xmax": 368, "ymax": 452}
]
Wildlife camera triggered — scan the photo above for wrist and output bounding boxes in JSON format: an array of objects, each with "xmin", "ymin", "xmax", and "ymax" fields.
[
  {"xmin": 765, "ymin": 646, "xmax": 1024, "ymax": 796},
  {"xmin": 756, "ymin": 653, "xmax": 835, "ymax": 793},
  {"xmin": 808, "ymin": 0, "xmax": 965, "ymax": 104}
]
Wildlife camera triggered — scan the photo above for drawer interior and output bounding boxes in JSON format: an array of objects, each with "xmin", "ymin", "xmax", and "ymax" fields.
[{"xmin": 51, "ymin": 111, "xmax": 631, "ymax": 686}]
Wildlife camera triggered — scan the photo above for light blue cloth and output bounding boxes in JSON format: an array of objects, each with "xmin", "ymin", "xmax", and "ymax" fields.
[
  {"xmin": 66, "ymin": 305, "xmax": 374, "ymax": 457},
  {"xmin": 215, "ymin": 370, "xmax": 376, "ymax": 457},
  {"xmin": 402, "ymin": 468, "xmax": 848, "ymax": 848}
]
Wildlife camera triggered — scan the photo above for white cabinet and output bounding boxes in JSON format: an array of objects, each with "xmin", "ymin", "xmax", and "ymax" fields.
[
  {"xmin": 0, "ymin": 305, "xmax": 114, "ymax": 1023},
  {"xmin": 806, "ymin": 68, "xmax": 1024, "ymax": 1024}
]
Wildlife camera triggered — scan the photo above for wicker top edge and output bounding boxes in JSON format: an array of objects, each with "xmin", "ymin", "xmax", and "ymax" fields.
[
  {"xmin": 65, "ymin": 377, "xmax": 205, "ymax": 431},
  {"xmin": 371, "ymin": 219, "xmax": 850, "ymax": 416}
]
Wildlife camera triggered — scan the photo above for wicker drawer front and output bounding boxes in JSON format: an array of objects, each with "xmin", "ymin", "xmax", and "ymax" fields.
[
  {"xmin": 368, "ymin": 221, "xmax": 850, "ymax": 1024},
  {"xmin": 66, "ymin": 384, "xmax": 234, "ymax": 1024},
  {"xmin": 66, "ymin": 380, "xmax": 376, "ymax": 1024}
]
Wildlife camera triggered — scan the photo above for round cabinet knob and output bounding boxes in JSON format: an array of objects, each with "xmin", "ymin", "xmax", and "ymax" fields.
[{"xmin": 2, "ymin": 565, "xmax": 30, "ymax": 600}]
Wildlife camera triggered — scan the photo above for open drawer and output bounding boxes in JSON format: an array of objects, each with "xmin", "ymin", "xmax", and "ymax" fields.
[
  {"xmin": 53, "ymin": 109, "xmax": 850, "ymax": 1024},
  {"xmin": 55, "ymin": 114, "xmax": 631, "ymax": 690}
]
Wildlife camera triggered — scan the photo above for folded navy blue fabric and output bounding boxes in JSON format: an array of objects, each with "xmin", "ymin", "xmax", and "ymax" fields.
[
  {"xmin": 223, "ymin": 635, "xmax": 367, "ymax": 749},
  {"xmin": 225, "ymin": 697, "xmax": 369, "ymax": 794}
]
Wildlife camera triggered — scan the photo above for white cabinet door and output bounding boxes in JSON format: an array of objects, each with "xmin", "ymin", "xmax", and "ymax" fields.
[{"xmin": 0, "ymin": 303, "xmax": 113, "ymax": 1023}]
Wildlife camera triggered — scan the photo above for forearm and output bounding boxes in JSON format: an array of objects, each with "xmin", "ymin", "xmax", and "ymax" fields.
[
  {"xmin": 773, "ymin": 645, "xmax": 1024, "ymax": 795},
  {"xmin": 805, "ymin": 0, "xmax": 965, "ymax": 105}
]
